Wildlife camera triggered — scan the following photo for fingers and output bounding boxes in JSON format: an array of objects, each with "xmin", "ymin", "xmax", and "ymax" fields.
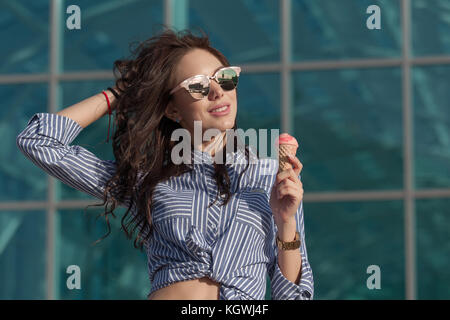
[
  {"xmin": 276, "ymin": 167, "xmax": 300, "ymax": 185},
  {"xmin": 278, "ymin": 177, "xmax": 301, "ymax": 190},
  {"xmin": 287, "ymin": 154, "xmax": 303, "ymax": 177},
  {"xmin": 276, "ymin": 156, "xmax": 303, "ymax": 183},
  {"xmin": 276, "ymin": 157, "xmax": 304, "ymax": 200},
  {"xmin": 277, "ymin": 178, "xmax": 302, "ymax": 199}
]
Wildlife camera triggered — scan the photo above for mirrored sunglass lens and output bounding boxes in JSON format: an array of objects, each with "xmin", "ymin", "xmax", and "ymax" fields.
[
  {"xmin": 218, "ymin": 68, "xmax": 238, "ymax": 90},
  {"xmin": 188, "ymin": 77, "xmax": 209, "ymax": 98},
  {"xmin": 191, "ymin": 90, "xmax": 208, "ymax": 99}
]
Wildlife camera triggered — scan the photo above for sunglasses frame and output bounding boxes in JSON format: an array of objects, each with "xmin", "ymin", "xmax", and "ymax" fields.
[{"xmin": 169, "ymin": 66, "xmax": 241, "ymax": 99}]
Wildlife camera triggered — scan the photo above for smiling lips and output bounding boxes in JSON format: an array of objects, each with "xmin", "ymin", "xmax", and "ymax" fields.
[{"xmin": 208, "ymin": 103, "xmax": 230, "ymax": 116}]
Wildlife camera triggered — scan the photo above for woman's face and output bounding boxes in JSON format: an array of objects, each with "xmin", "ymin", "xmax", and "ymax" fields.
[{"xmin": 165, "ymin": 49, "xmax": 237, "ymax": 137}]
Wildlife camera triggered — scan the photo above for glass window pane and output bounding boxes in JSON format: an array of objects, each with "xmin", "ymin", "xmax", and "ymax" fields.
[
  {"xmin": 413, "ymin": 65, "xmax": 450, "ymax": 189},
  {"xmin": 416, "ymin": 198, "xmax": 450, "ymax": 299},
  {"xmin": 0, "ymin": 0, "xmax": 49, "ymax": 74},
  {"xmin": 292, "ymin": 68, "xmax": 403, "ymax": 192},
  {"xmin": 189, "ymin": 0, "xmax": 280, "ymax": 63},
  {"xmin": 292, "ymin": 0, "xmax": 401, "ymax": 61},
  {"xmin": 57, "ymin": 207, "xmax": 149, "ymax": 299},
  {"xmin": 63, "ymin": 0, "xmax": 163, "ymax": 71},
  {"xmin": 265, "ymin": 275, "xmax": 271, "ymax": 300},
  {"xmin": 236, "ymin": 72, "xmax": 280, "ymax": 157},
  {"xmin": 306, "ymin": 200, "xmax": 405, "ymax": 299},
  {"xmin": 57, "ymin": 80, "xmax": 115, "ymax": 201},
  {"xmin": 6, "ymin": 83, "xmax": 48, "ymax": 201},
  {"xmin": 412, "ymin": 0, "xmax": 450, "ymax": 57},
  {"xmin": 0, "ymin": 210, "xmax": 47, "ymax": 299}
]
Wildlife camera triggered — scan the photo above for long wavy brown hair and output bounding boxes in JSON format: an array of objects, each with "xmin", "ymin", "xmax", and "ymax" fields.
[{"xmin": 87, "ymin": 28, "xmax": 254, "ymax": 251}]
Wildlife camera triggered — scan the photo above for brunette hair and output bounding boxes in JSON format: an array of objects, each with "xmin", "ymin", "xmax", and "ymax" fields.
[{"xmin": 87, "ymin": 27, "xmax": 253, "ymax": 250}]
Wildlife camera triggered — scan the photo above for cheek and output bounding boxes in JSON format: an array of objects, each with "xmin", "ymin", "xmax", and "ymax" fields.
[{"xmin": 183, "ymin": 103, "xmax": 206, "ymax": 120}]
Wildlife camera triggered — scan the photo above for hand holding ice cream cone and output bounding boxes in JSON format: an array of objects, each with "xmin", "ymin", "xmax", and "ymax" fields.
[
  {"xmin": 270, "ymin": 134, "xmax": 304, "ymax": 227},
  {"xmin": 275, "ymin": 133, "xmax": 299, "ymax": 173}
]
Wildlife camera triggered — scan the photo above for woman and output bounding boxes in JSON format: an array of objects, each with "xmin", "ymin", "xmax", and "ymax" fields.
[{"xmin": 16, "ymin": 28, "xmax": 313, "ymax": 300}]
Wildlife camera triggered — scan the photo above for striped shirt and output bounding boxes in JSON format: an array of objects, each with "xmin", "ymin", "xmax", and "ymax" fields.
[{"xmin": 16, "ymin": 112, "xmax": 314, "ymax": 300}]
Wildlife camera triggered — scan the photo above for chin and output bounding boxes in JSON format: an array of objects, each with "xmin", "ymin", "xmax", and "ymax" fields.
[{"xmin": 218, "ymin": 118, "xmax": 236, "ymax": 131}]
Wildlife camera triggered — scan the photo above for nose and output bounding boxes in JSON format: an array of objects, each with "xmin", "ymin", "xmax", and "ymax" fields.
[{"xmin": 208, "ymin": 79, "xmax": 224, "ymax": 101}]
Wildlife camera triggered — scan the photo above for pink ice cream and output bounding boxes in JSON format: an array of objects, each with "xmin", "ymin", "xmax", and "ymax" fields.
[{"xmin": 275, "ymin": 133, "xmax": 299, "ymax": 148}]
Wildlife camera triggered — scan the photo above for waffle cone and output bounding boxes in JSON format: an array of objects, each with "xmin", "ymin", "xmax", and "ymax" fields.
[{"xmin": 278, "ymin": 144, "xmax": 298, "ymax": 173}]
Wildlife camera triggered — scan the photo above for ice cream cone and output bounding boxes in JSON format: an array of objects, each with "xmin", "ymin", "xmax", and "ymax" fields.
[
  {"xmin": 278, "ymin": 144, "xmax": 298, "ymax": 172},
  {"xmin": 275, "ymin": 133, "xmax": 299, "ymax": 173}
]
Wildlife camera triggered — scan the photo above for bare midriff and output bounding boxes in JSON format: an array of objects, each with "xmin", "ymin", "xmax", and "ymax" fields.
[{"xmin": 148, "ymin": 276, "xmax": 221, "ymax": 300}]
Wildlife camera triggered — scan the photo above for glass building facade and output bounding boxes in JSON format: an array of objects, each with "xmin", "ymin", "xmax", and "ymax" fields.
[{"xmin": 1, "ymin": 0, "xmax": 449, "ymax": 299}]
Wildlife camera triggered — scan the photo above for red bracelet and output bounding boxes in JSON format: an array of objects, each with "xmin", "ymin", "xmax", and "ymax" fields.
[{"xmin": 102, "ymin": 90, "xmax": 112, "ymax": 143}]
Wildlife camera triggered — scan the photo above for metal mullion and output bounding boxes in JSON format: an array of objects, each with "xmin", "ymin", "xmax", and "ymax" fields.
[
  {"xmin": 0, "ymin": 74, "xmax": 50, "ymax": 84},
  {"xmin": 281, "ymin": 0, "xmax": 292, "ymax": 134},
  {"xmin": 3, "ymin": 186, "xmax": 450, "ymax": 212},
  {"xmin": 290, "ymin": 58, "xmax": 402, "ymax": 70},
  {"xmin": 401, "ymin": 0, "xmax": 416, "ymax": 300},
  {"xmin": 164, "ymin": 0, "xmax": 172, "ymax": 28},
  {"xmin": 47, "ymin": 0, "xmax": 63, "ymax": 300},
  {"xmin": 412, "ymin": 55, "xmax": 450, "ymax": 65},
  {"xmin": 3, "ymin": 54, "xmax": 450, "ymax": 85}
]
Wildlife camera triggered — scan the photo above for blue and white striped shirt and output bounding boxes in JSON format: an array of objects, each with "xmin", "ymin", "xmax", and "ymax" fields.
[{"xmin": 16, "ymin": 112, "xmax": 314, "ymax": 300}]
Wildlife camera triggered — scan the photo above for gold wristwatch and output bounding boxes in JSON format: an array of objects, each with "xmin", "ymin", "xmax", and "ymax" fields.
[{"xmin": 276, "ymin": 231, "xmax": 301, "ymax": 250}]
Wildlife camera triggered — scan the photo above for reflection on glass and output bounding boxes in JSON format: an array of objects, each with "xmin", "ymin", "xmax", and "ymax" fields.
[
  {"xmin": 0, "ymin": 0, "xmax": 49, "ymax": 73},
  {"xmin": 189, "ymin": 0, "xmax": 280, "ymax": 63},
  {"xmin": 57, "ymin": 208, "xmax": 149, "ymax": 299},
  {"xmin": 305, "ymin": 200, "xmax": 405, "ymax": 299},
  {"xmin": 292, "ymin": 68, "xmax": 403, "ymax": 192},
  {"xmin": 63, "ymin": 0, "xmax": 163, "ymax": 71},
  {"xmin": 292, "ymin": 0, "xmax": 401, "ymax": 61},
  {"xmin": 416, "ymin": 198, "xmax": 450, "ymax": 299},
  {"xmin": 413, "ymin": 65, "xmax": 450, "ymax": 189},
  {"xmin": 412, "ymin": 0, "xmax": 450, "ymax": 57},
  {"xmin": 0, "ymin": 210, "xmax": 47, "ymax": 299}
]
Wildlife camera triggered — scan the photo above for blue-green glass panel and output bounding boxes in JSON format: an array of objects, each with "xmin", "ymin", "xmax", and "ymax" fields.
[
  {"xmin": 57, "ymin": 80, "xmax": 115, "ymax": 201},
  {"xmin": 0, "ymin": 210, "xmax": 47, "ymax": 299},
  {"xmin": 56, "ymin": 207, "xmax": 149, "ymax": 299},
  {"xmin": 292, "ymin": 68, "xmax": 403, "ymax": 192},
  {"xmin": 0, "ymin": 0, "xmax": 49, "ymax": 74},
  {"xmin": 5, "ymin": 83, "xmax": 48, "ymax": 201},
  {"xmin": 413, "ymin": 65, "xmax": 450, "ymax": 189},
  {"xmin": 292, "ymin": 0, "xmax": 401, "ymax": 61},
  {"xmin": 236, "ymin": 72, "xmax": 280, "ymax": 158},
  {"xmin": 416, "ymin": 198, "xmax": 450, "ymax": 300},
  {"xmin": 412, "ymin": 0, "xmax": 450, "ymax": 57},
  {"xmin": 306, "ymin": 200, "xmax": 405, "ymax": 299},
  {"xmin": 265, "ymin": 275, "xmax": 271, "ymax": 300},
  {"xmin": 189, "ymin": 0, "xmax": 280, "ymax": 63},
  {"xmin": 62, "ymin": 0, "xmax": 163, "ymax": 71}
]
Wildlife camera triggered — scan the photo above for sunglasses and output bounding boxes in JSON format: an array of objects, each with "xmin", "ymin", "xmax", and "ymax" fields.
[{"xmin": 170, "ymin": 66, "xmax": 241, "ymax": 100}]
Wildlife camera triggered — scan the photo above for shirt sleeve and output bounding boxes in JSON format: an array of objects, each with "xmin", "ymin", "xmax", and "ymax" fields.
[
  {"xmin": 268, "ymin": 174, "xmax": 314, "ymax": 300},
  {"xmin": 16, "ymin": 112, "xmax": 133, "ymax": 208}
]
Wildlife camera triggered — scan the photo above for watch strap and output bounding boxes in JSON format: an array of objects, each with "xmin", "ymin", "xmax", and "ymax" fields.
[{"xmin": 276, "ymin": 231, "xmax": 301, "ymax": 250}]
